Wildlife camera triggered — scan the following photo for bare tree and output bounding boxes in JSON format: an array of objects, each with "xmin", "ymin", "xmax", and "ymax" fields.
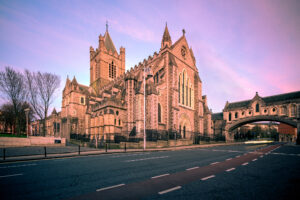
[
  {"xmin": 0, "ymin": 67, "xmax": 27, "ymax": 134},
  {"xmin": 25, "ymin": 70, "xmax": 60, "ymax": 136},
  {"xmin": 0, "ymin": 102, "xmax": 33, "ymax": 134}
]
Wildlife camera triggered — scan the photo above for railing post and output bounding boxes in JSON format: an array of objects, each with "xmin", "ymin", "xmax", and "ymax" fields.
[
  {"xmin": 44, "ymin": 147, "xmax": 47, "ymax": 158},
  {"xmin": 124, "ymin": 142, "xmax": 126, "ymax": 152},
  {"xmin": 3, "ymin": 148, "xmax": 5, "ymax": 161},
  {"xmin": 105, "ymin": 143, "xmax": 108, "ymax": 152},
  {"xmin": 78, "ymin": 145, "xmax": 80, "ymax": 155}
]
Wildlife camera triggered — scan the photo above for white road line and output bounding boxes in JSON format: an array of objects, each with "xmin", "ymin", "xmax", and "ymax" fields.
[
  {"xmin": 151, "ymin": 174, "xmax": 170, "ymax": 179},
  {"xmin": 252, "ymin": 158, "xmax": 257, "ymax": 161},
  {"xmin": 226, "ymin": 158, "xmax": 232, "ymax": 161},
  {"xmin": 186, "ymin": 166, "xmax": 199, "ymax": 171},
  {"xmin": 236, "ymin": 155, "xmax": 240, "ymax": 158},
  {"xmin": 124, "ymin": 156, "xmax": 169, "ymax": 162},
  {"xmin": 158, "ymin": 186, "xmax": 181, "ymax": 195},
  {"xmin": 0, "ymin": 173, "xmax": 23, "ymax": 178},
  {"xmin": 242, "ymin": 162, "xmax": 249, "ymax": 166},
  {"xmin": 96, "ymin": 183, "xmax": 125, "ymax": 192},
  {"xmin": 0, "ymin": 163, "xmax": 37, "ymax": 169},
  {"xmin": 226, "ymin": 168, "xmax": 235, "ymax": 172},
  {"xmin": 112, "ymin": 153, "xmax": 150, "ymax": 158},
  {"xmin": 210, "ymin": 162, "xmax": 219, "ymax": 165},
  {"xmin": 260, "ymin": 155, "xmax": 264, "ymax": 158},
  {"xmin": 201, "ymin": 175, "xmax": 215, "ymax": 181}
]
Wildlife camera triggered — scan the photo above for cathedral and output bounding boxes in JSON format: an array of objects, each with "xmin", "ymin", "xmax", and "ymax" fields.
[{"xmin": 60, "ymin": 24, "xmax": 213, "ymax": 140}]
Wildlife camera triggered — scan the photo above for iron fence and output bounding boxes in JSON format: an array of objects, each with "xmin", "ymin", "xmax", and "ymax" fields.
[{"xmin": 70, "ymin": 130, "xmax": 226, "ymax": 149}]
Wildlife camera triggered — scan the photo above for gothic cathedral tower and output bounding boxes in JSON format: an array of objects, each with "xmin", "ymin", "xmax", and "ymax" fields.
[{"xmin": 89, "ymin": 25, "xmax": 125, "ymax": 93}]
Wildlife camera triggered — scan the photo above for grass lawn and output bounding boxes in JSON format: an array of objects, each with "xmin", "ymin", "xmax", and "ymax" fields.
[{"xmin": 0, "ymin": 133, "xmax": 27, "ymax": 138}]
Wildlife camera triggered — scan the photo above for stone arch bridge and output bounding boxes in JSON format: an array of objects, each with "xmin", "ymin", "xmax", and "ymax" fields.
[{"xmin": 212, "ymin": 91, "xmax": 300, "ymax": 144}]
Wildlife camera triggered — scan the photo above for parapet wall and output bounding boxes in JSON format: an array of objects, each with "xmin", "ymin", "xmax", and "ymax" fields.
[{"xmin": 0, "ymin": 136, "xmax": 66, "ymax": 147}]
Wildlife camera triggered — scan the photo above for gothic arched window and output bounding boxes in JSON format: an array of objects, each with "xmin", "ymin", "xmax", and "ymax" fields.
[
  {"xmin": 291, "ymin": 105, "xmax": 296, "ymax": 116},
  {"xmin": 186, "ymin": 80, "xmax": 188, "ymax": 106},
  {"xmin": 235, "ymin": 112, "xmax": 238, "ymax": 118},
  {"xmin": 109, "ymin": 61, "xmax": 116, "ymax": 78},
  {"xmin": 189, "ymin": 87, "xmax": 192, "ymax": 107},
  {"xmin": 158, "ymin": 103, "xmax": 162, "ymax": 123},
  {"xmin": 182, "ymin": 73, "xmax": 185, "ymax": 105},
  {"xmin": 281, "ymin": 106, "xmax": 287, "ymax": 115},
  {"xmin": 179, "ymin": 70, "xmax": 193, "ymax": 108},
  {"xmin": 229, "ymin": 113, "xmax": 232, "ymax": 121},
  {"xmin": 256, "ymin": 103, "xmax": 259, "ymax": 112},
  {"xmin": 178, "ymin": 74, "xmax": 181, "ymax": 103}
]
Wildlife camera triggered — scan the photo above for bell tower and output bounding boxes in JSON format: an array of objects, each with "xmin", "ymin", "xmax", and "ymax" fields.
[{"xmin": 89, "ymin": 24, "xmax": 125, "ymax": 92}]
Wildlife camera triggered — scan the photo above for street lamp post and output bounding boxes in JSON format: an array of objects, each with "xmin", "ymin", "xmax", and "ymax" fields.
[
  {"xmin": 143, "ymin": 66, "xmax": 150, "ymax": 151},
  {"xmin": 24, "ymin": 108, "xmax": 30, "ymax": 138}
]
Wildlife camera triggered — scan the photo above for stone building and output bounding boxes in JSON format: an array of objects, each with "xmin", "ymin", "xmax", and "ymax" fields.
[
  {"xmin": 60, "ymin": 24, "xmax": 212, "ymax": 140},
  {"xmin": 212, "ymin": 91, "xmax": 300, "ymax": 142}
]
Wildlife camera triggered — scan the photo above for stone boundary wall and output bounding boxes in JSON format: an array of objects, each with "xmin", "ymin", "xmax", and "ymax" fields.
[{"xmin": 0, "ymin": 136, "xmax": 66, "ymax": 147}]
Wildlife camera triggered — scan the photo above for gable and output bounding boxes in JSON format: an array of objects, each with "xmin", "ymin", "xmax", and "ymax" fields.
[{"xmin": 170, "ymin": 36, "xmax": 196, "ymax": 70}]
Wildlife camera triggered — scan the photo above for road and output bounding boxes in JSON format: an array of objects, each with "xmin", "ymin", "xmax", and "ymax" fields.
[{"xmin": 0, "ymin": 143, "xmax": 299, "ymax": 200}]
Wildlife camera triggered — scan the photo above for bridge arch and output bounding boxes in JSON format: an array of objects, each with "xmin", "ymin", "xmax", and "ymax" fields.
[
  {"xmin": 227, "ymin": 115, "xmax": 297, "ymax": 132},
  {"xmin": 212, "ymin": 91, "xmax": 300, "ymax": 143}
]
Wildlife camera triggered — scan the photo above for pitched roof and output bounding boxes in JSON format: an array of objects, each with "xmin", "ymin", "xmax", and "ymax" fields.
[
  {"xmin": 227, "ymin": 91, "xmax": 300, "ymax": 110},
  {"xmin": 212, "ymin": 112, "xmax": 223, "ymax": 120},
  {"xmin": 103, "ymin": 31, "xmax": 117, "ymax": 54}
]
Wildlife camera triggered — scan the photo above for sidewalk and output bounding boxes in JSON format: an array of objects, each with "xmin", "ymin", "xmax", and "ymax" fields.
[{"xmin": 0, "ymin": 142, "xmax": 244, "ymax": 163}]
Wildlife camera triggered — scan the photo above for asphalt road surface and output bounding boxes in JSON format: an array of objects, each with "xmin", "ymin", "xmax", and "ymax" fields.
[{"xmin": 0, "ymin": 143, "xmax": 299, "ymax": 200}]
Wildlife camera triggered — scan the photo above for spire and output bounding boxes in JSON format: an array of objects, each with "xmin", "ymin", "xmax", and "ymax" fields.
[
  {"xmin": 72, "ymin": 76, "xmax": 77, "ymax": 84},
  {"xmin": 161, "ymin": 22, "xmax": 172, "ymax": 49},
  {"xmin": 66, "ymin": 75, "xmax": 70, "ymax": 84},
  {"xmin": 52, "ymin": 108, "xmax": 57, "ymax": 115},
  {"xmin": 103, "ymin": 23, "xmax": 118, "ymax": 54}
]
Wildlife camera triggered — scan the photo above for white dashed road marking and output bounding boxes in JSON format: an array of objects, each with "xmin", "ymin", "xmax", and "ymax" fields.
[
  {"xmin": 96, "ymin": 184, "xmax": 125, "ymax": 192},
  {"xmin": 226, "ymin": 168, "xmax": 235, "ymax": 172},
  {"xmin": 226, "ymin": 158, "xmax": 232, "ymax": 161},
  {"xmin": 124, "ymin": 156, "xmax": 169, "ymax": 162},
  {"xmin": 201, "ymin": 175, "xmax": 215, "ymax": 181},
  {"xmin": 0, "ymin": 173, "xmax": 23, "ymax": 178},
  {"xmin": 242, "ymin": 162, "xmax": 249, "ymax": 166},
  {"xmin": 186, "ymin": 166, "xmax": 199, "ymax": 171},
  {"xmin": 252, "ymin": 158, "xmax": 257, "ymax": 161},
  {"xmin": 158, "ymin": 186, "xmax": 181, "ymax": 195},
  {"xmin": 151, "ymin": 174, "xmax": 170, "ymax": 179},
  {"xmin": 210, "ymin": 162, "xmax": 219, "ymax": 165},
  {"xmin": 0, "ymin": 163, "xmax": 37, "ymax": 169}
]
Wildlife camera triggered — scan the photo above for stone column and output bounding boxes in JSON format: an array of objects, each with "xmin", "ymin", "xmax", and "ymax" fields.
[{"xmin": 224, "ymin": 127, "xmax": 234, "ymax": 143}]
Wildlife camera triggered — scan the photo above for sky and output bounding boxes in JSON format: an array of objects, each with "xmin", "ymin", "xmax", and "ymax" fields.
[{"xmin": 0, "ymin": 0, "xmax": 299, "ymax": 113}]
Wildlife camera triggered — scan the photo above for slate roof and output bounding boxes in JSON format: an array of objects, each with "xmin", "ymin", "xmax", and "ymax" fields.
[
  {"xmin": 104, "ymin": 31, "xmax": 117, "ymax": 54},
  {"xmin": 212, "ymin": 112, "xmax": 223, "ymax": 120},
  {"xmin": 227, "ymin": 91, "xmax": 300, "ymax": 109}
]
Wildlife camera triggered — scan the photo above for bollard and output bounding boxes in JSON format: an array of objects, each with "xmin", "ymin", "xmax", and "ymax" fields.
[
  {"xmin": 105, "ymin": 143, "xmax": 108, "ymax": 152},
  {"xmin": 124, "ymin": 142, "xmax": 126, "ymax": 152},
  {"xmin": 44, "ymin": 147, "xmax": 47, "ymax": 158},
  {"xmin": 78, "ymin": 145, "xmax": 80, "ymax": 155},
  {"xmin": 3, "ymin": 148, "xmax": 5, "ymax": 160}
]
